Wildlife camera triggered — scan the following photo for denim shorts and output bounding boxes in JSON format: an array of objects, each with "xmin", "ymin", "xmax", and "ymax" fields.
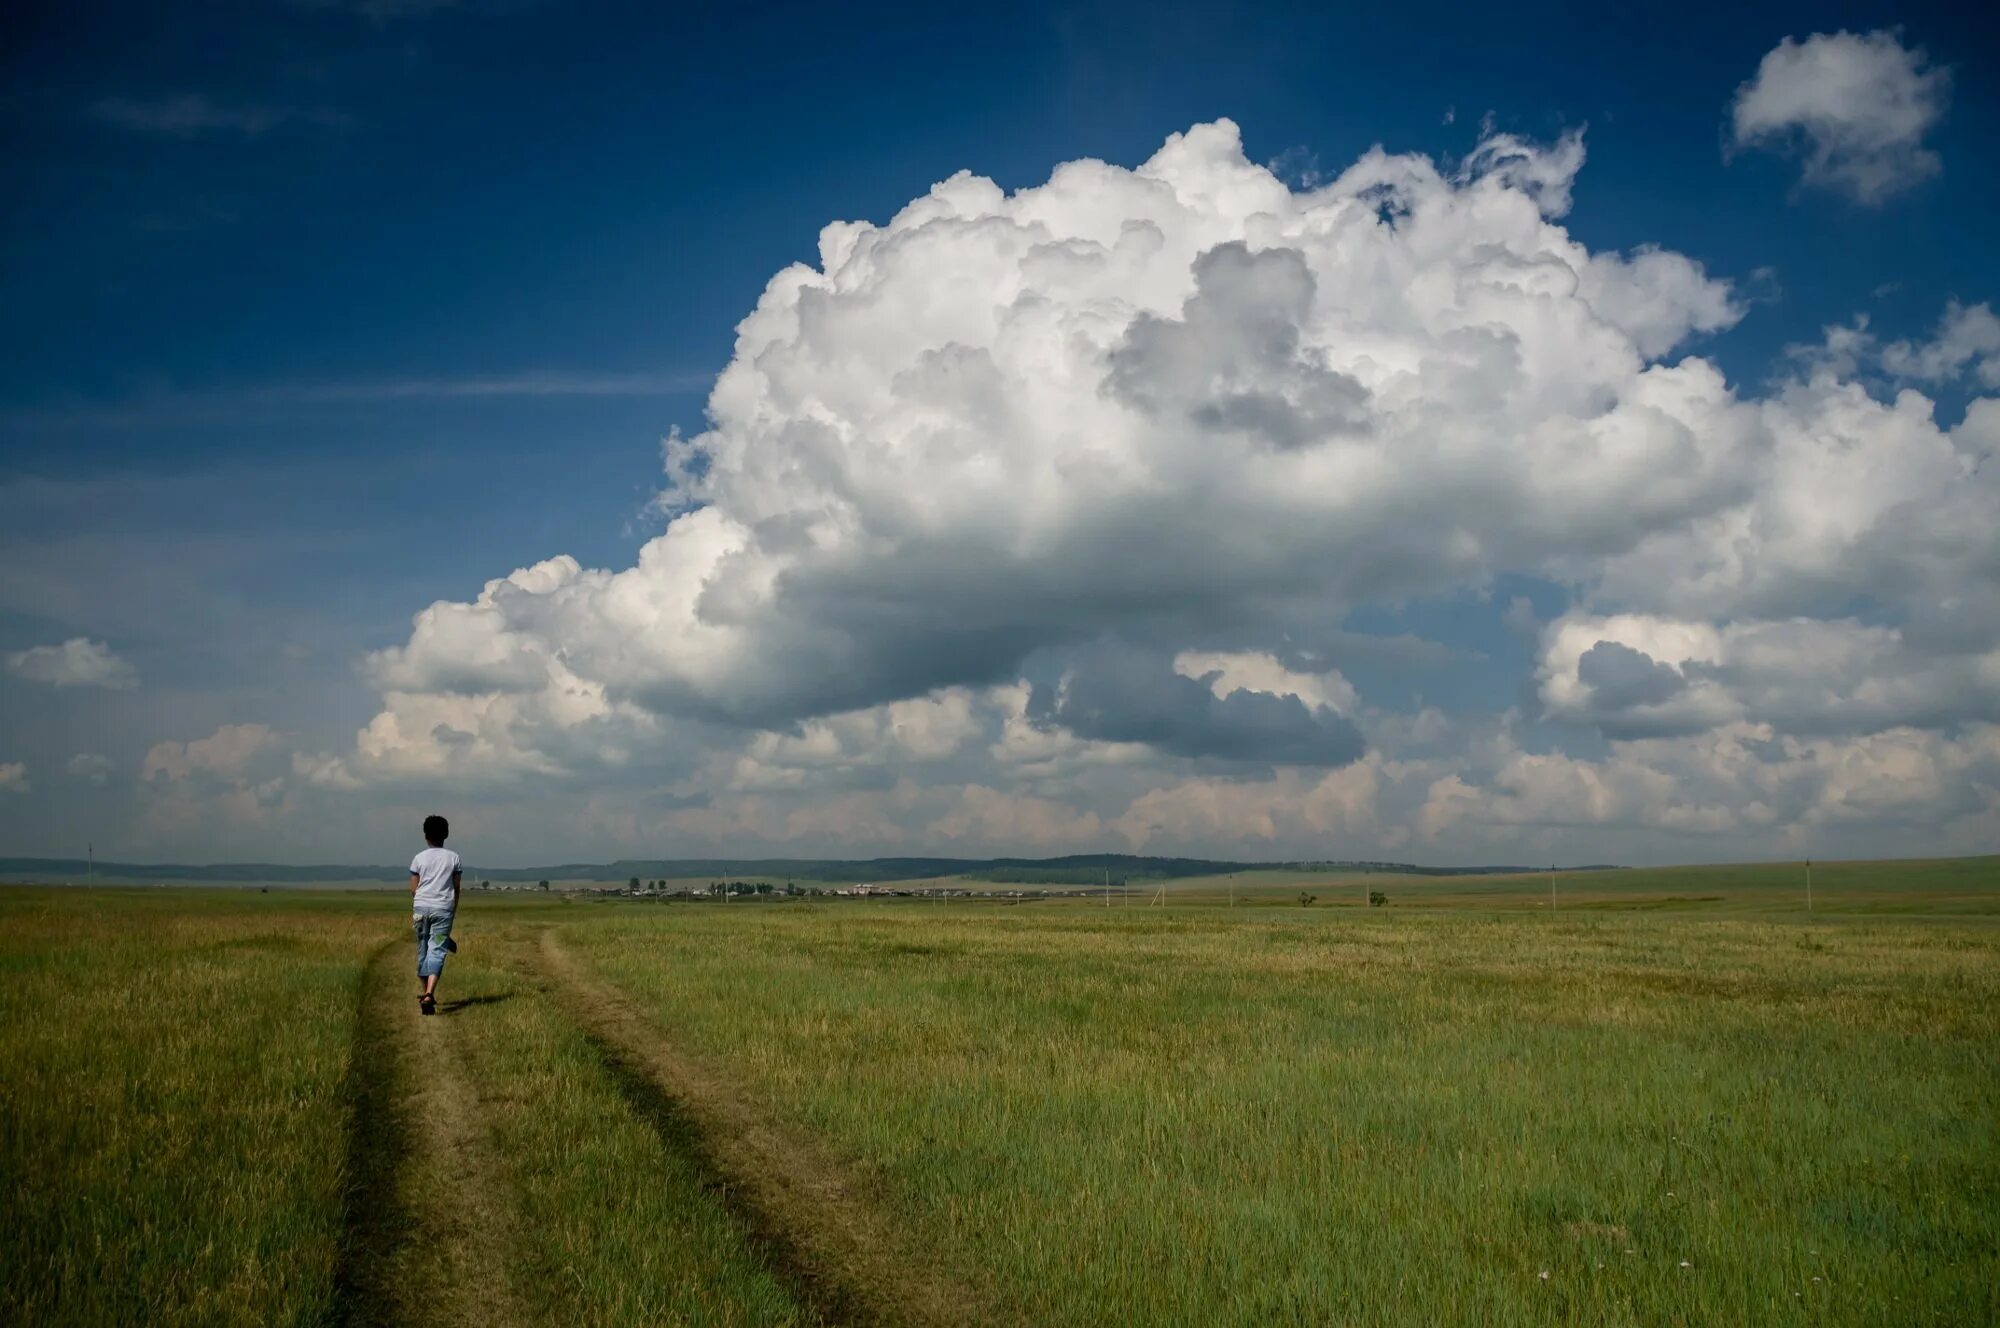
[{"xmin": 413, "ymin": 908, "xmax": 454, "ymax": 979}]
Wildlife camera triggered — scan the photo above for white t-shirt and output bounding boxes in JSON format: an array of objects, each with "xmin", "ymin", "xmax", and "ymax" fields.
[{"xmin": 410, "ymin": 847, "xmax": 461, "ymax": 912}]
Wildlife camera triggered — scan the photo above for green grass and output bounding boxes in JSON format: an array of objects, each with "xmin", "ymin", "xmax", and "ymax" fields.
[
  {"xmin": 3, "ymin": 859, "xmax": 1996, "ymax": 1325},
  {"xmin": 565, "ymin": 896, "xmax": 2000, "ymax": 1325},
  {"xmin": 439, "ymin": 934, "xmax": 819, "ymax": 1326},
  {"xmin": 1157, "ymin": 855, "xmax": 2000, "ymax": 915},
  {"xmin": 0, "ymin": 892, "xmax": 816, "ymax": 1327},
  {"xmin": 0, "ymin": 892, "xmax": 380, "ymax": 1325}
]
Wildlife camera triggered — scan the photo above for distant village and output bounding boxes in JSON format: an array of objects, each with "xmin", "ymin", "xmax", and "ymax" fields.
[{"xmin": 470, "ymin": 878, "xmax": 1106, "ymax": 901}]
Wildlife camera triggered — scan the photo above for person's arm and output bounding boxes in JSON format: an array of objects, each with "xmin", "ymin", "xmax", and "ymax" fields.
[
  {"xmin": 410, "ymin": 871, "xmax": 421, "ymax": 896},
  {"xmin": 451, "ymin": 867, "xmax": 462, "ymax": 902}
]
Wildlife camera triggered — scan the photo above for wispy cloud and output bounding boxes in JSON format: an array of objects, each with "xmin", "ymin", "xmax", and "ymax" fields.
[
  {"xmin": 1, "ymin": 371, "xmax": 710, "ymax": 435},
  {"xmin": 67, "ymin": 754, "xmax": 116, "ymax": 786},
  {"xmin": 267, "ymin": 371, "xmax": 710, "ymax": 402},
  {"xmin": 88, "ymin": 95, "xmax": 352, "ymax": 137},
  {"xmin": 6, "ymin": 639, "xmax": 139, "ymax": 691}
]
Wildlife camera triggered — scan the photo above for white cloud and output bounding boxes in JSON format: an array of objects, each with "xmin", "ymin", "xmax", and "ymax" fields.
[
  {"xmin": 430, "ymin": 706, "xmax": 1995, "ymax": 863},
  {"xmin": 1794, "ymin": 303, "xmax": 2000, "ymax": 390},
  {"xmin": 1112, "ymin": 757, "xmax": 1386, "ymax": 848},
  {"xmin": 719, "ymin": 689, "xmax": 984, "ymax": 791},
  {"xmin": 290, "ymin": 751, "xmax": 364, "ymax": 791},
  {"xmin": 291, "ymin": 121, "xmax": 1995, "ymax": 863},
  {"xmin": 1174, "ymin": 650, "xmax": 1357, "ymax": 714},
  {"xmin": 1457, "ymin": 128, "xmax": 1589, "ymax": 217},
  {"xmin": 6, "ymin": 638, "xmax": 138, "ymax": 690},
  {"xmin": 1578, "ymin": 246, "xmax": 1745, "ymax": 359},
  {"xmin": 66, "ymin": 754, "xmax": 115, "ymax": 786},
  {"xmin": 143, "ymin": 724, "xmax": 283, "ymax": 782},
  {"xmin": 1538, "ymin": 612, "xmax": 2000, "ymax": 737},
  {"xmin": 986, "ymin": 682, "xmax": 1154, "ymax": 778},
  {"xmin": 1416, "ymin": 723, "xmax": 2000, "ymax": 855},
  {"xmin": 1882, "ymin": 302, "xmax": 2000, "ymax": 389},
  {"xmin": 359, "ymin": 121, "xmax": 1747, "ymax": 767},
  {"xmin": 0, "ymin": 762, "xmax": 28, "ymax": 794},
  {"xmin": 1588, "ymin": 359, "xmax": 1997, "ymax": 636},
  {"xmin": 135, "ymin": 725, "xmax": 299, "ymax": 846},
  {"xmin": 1731, "ymin": 31, "xmax": 1950, "ymax": 204}
]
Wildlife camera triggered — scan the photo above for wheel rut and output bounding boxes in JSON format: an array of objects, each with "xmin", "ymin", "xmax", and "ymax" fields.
[
  {"xmin": 335, "ymin": 932, "xmax": 534, "ymax": 1328},
  {"xmin": 535, "ymin": 929, "xmax": 1003, "ymax": 1328},
  {"xmin": 330, "ymin": 942, "xmax": 407, "ymax": 1327}
]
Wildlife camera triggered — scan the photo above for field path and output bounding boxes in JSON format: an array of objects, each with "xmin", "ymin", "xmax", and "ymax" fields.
[
  {"xmin": 536, "ymin": 928, "xmax": 1004, "ymax": 1328},
  {"xmin": 348, "ymin": 936, "xmax": 534, "ymax": 1328}
]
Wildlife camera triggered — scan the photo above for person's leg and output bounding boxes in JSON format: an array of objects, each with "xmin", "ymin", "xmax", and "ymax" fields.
[
  {"xmin": 420, "ymin": 910, "xmax": 453, "ymax": 1000},
  {"xmin": 414, "ymin": 911, "xmax": 446, "ymax": 1011},
  {"xmin": 413, "ymin": 912, "xmax": 432, "ymax": 988}
]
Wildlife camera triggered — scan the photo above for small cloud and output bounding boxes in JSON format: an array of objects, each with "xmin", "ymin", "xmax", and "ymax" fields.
[
  {"xmin": 143, "ymin": 724, "xmax": 281, "ymax": 782},
  {"xmin": 1872, "ymin": 280, "xmax": 1903, "ymax": 299},
  {"xmin": 1792, "ymin": 300, "xmax": 2000, "ymax": 390},
  {"xmin": 0, "ymin": 762, "xmax": 28, "ymax": 794},
  {"xmin": 88, "ymin": 95, "xmax": 350, "ymax": 138},
  {"xmin": 1730, "ymin": 30, "xmax": 1950, "ymax": 204},
  {"xmin": 67, "ymin": 754, "xmax": 116, "ymax": 786},
  {"xmin": 1442, "ymin": 106, "xmax": 1456, "ymax": 126},
  {"xmin": 292, "ymin": 750, "xmax": 363, "ymax": 790},
  {"xmin": 1880, "ymin": 301, "xmax": 2000, "ymax": 389},
  {"xmin": 6, "ymin": 639, "xmax": 138, "ymax": 690}
]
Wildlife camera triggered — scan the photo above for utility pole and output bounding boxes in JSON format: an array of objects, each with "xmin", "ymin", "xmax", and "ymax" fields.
[{"xmin": 1104, "ymin": 868, "xmax": 1111, "ymax": 909}]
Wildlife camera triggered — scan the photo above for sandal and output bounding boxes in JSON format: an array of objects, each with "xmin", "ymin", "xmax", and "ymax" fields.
[{"xmin": 420, "ymin": 993, "xmax": 436, "ymax": 1016}]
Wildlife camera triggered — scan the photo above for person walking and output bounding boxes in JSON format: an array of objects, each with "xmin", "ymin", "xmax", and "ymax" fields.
[{"xmin": 409, "ymin": 814, "xmax": 461, "ymax": 1016}]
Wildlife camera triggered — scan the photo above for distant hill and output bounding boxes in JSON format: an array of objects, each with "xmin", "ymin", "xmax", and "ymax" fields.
[{"xmin": 0, "ymin": 854, "xmax": 1614, "ymax": 886}]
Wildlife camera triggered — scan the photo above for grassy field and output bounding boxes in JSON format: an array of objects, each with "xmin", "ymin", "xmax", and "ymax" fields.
[
  {"xmin": 1142, "ymin": 854, "xmax": 2000, "ymax": 913},
  {"xmin": 0, "ymin": 892, "xmax": 817, "ymax": 1327},
  {"xmin": 0, "ymin": 892, "xmax": 375, "ymax": 1325},
  {"xmin": 2, "ymin": 857, "xmax": 1995, "ymax": 1325}
]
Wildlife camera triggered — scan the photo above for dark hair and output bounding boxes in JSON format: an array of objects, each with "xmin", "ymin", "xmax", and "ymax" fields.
[{"xmin": 423, "ymin": 814, "xmax": 449, "ymax": 845}]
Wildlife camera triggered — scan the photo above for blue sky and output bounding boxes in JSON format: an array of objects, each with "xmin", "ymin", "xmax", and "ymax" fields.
[{"xmin": 2, "ymin": 1, "xmax": 1996, "ymax": 866}]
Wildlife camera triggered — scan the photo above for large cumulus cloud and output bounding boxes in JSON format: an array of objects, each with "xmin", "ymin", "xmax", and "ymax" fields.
[
  {"xmin": 323, "ymin": 120, "xmax": 1997, "ymax": 860},
  {"xmin": 358, "ymin": 123, "xmax": 1743, "ymax": 749}
]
